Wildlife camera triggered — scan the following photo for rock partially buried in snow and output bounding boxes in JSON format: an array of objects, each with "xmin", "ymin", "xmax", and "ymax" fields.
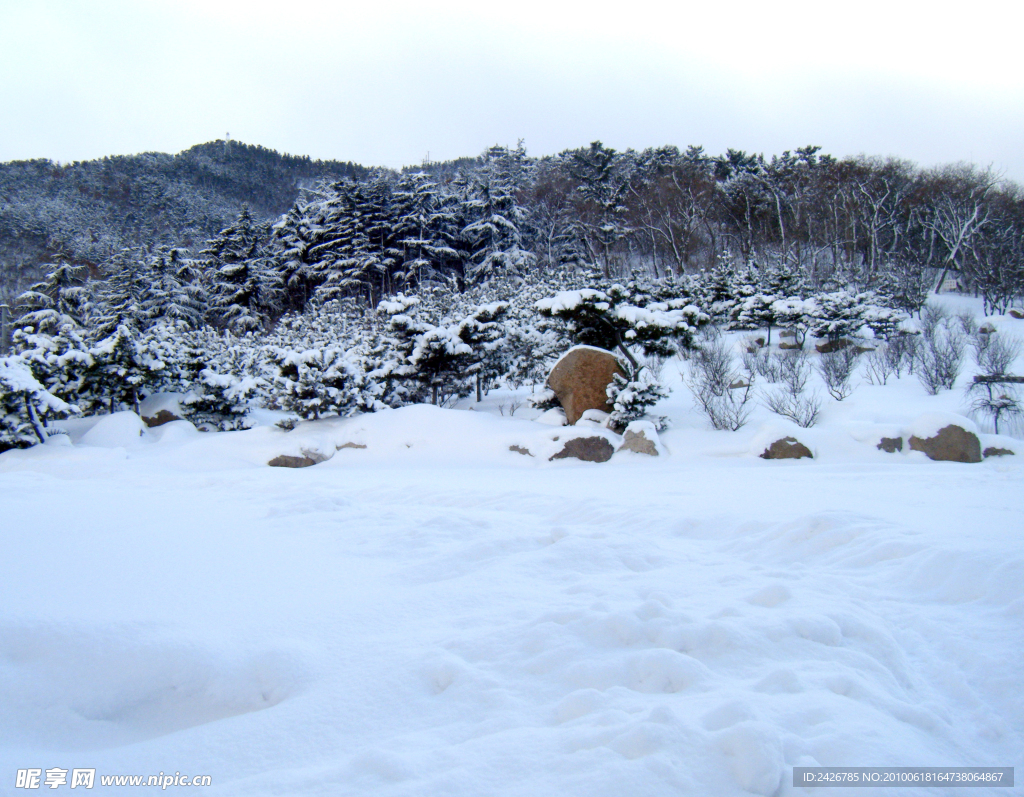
[
  {"xmin": 577, "ymin": 408, "xmax": 612, "ymax": 428},
  {"xmin": 983, "ymin": 446, "xmax": 1014, "ymax": 458},
  {"xmin": 618, "ymin": 421, "xmax": 661, "ymax": 456},
  {"xmin": 268, "ymin": 448, "xmax": 332, "ymax": 468},
  {"xmin": 908, "ymin": 425, "xmax": 981, "ymax": 463},
  {"xmin": 549, "ymin": 435, "xmax": 615, "ymax": 463},
  {"xmin": 268, "ymin": 455, "xmax": 319, "ymax": 468},
  {"xmin": 877, "ymin": 436, "xmax": 903, "ymax": 453},
  {"xmin": 547, "ymin": 346, "xmax": 626, "ymax": 425},
  {"xmin": 1009, "ymin": 308, "xmax": 1023, "ymax": 319},
  {"xmin": 141, "ymin": 408, "xmax": 183, "ymax": 428},
  {"xmin": 815, "ymin": 338, "xmax": 852, "ymax": 354},
  {"xmin": 760, "ymin": 437, "xmax": 812, "ymax": 460},
  {"xmin": 509, "ymin": 444, "xmax": 533, "ymax": 457}
]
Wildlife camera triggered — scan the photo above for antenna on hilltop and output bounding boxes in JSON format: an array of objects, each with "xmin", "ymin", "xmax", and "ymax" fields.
[{"xmin": 224, "ymin": 132, "xmax": 231, "ymax": 154}]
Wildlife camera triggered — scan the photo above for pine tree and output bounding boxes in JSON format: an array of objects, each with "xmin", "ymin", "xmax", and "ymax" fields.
[
  {"xmin": 15, "ymin": 261, "xmax": 91, "ymax": 334},
  {"xmin": 93, "ymin": 248, "xmax": 151, "ymax": 339},
  {"xmin": 203, "ymin": 207, "xmax": 281, "ymax": 331},
  {"xmin": 0, "ymin": 356, "xmax": 79, "ymax": 450},
  {"xmin": 462, "ymin": 144, "xmax": 535, "ymax": 285},
  {"xmin": 142, "ymin": 246, "xmax": 207, "ymax": 329}
]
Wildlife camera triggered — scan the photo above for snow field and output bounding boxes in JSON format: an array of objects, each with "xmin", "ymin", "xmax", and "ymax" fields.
[{"xmin": 2, "ymin": 396, "xmax": 1022, "ymax": 795}]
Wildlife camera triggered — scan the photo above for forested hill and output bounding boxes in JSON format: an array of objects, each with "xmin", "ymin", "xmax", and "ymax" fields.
[{"xmin": 0, "ymin": 140, "xmax": 368, "ymax": 298}]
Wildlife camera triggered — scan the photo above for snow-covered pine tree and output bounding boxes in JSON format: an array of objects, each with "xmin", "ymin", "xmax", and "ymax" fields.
[
  {"xmin": 142, "ymin": 246, "xmax": 207, "ymax": 329},
  {"xmin": 11, "ymin": 322, "xmax": 92, "ymax": 408},
  {"xmin": 14, "ymin": 260, "xmax": 91, "ymax": 335},
  {"xmin": 462, "ymin": 144, "xmax": 535, "ymax": 285},
  {"xmin": 270, "ymin": 345, "xmax": 369, "ymax": 420},
  {"xmin": 809, "ymin": 290, "xmax": 870, "ymax": 341},
  {"xmin": 93, "ymin": 247, "xmax": 151, "ymax": 339},
  {"xmin": 179, "ymin": 326, "xmax": 270, "ymax": 430},
  {"xmin": 537, "ymin": 282, "xmax": 708, "ymax": 427},
  {"xmin": 0, "ymin": 356, "xmax": 79, "ymax": 450},
  {"xmin": 203, "ymin": 207, "xmax": 281, "ymax": 332},
  {"xmin": 82, "ymin": 323, "xmax": 177, "ymax": 415}
]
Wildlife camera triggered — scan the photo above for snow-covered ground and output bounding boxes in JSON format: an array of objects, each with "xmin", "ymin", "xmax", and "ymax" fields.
[{"xmin": 2, "ymin": 297, "xmax": 1022, "ymax": 795}]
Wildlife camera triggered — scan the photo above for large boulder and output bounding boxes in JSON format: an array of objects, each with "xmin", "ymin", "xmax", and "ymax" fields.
[
  {"xmin": 908, "ymin": 425, "xmax": 981, "ymax": 463},
  {"xmin": 547, "ymin": 346, "xmax": 626, "ymax": 425},
  {"xmin": 549, "ymin": 435, "xmax": 615, "ymax": 463},
  {"xmin": 760, "ymin": 436, "xmax": 813, "ymax": 460}
]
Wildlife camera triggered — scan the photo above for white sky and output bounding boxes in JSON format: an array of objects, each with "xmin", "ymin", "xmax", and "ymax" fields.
[{"xmin": 2, "ymin": 0, "xmax": 1022, "ymax": 181}]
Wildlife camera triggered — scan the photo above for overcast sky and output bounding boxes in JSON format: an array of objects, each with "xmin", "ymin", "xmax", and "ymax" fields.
[{"xmin": 2, "ymin": 0, "xmax": 1022, "ymax": 181}]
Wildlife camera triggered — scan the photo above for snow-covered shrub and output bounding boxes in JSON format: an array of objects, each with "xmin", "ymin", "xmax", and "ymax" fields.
[
  {"xmin": 0, "ymin": 356, "xmax": 79, "ymax": 450},
  {"xmin": 686, "ymin": 328, "xmax": 754, "ymax": 431},
  {"xmin": 742, "ymin": 347, "xmax": 784, "ymax": 383},
  {"xmin": 917, "ymin": 317, "xmax": 966, "ymax": 394},
  {"xmin": 975, "ymin": 331, "xmax": 1021, "ymax": 377},
  {"xmin": 818, "ymin": 348, "xmax": 859, "ymax": 401},
  {"xmin": 762, "ymin": 349, "xmax": 821, "ymax": 427},
  {"xmin": 606, "ymin": 370, "xmax": 670, "ymax": 431},
  {"xmin": 966, "ymin": 379, "xmax": 1022, "ymax": 435},
  {"xmin": 270, "ymin": 346, "xmax": 375, "ymax": 420},
  {"xmin": 863, "ymin": 346, "xmax": 895, "ymax": 385}
]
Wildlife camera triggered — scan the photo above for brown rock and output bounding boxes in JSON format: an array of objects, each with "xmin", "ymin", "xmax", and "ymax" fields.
[
  {"xmin": 268, "ymin": 455, "xmax": 319, "ymax": 468},
  {"xmin": 336, "ymin": 442, "xmax": 367, "ymax": 450},
  {"xmin": 983, "ymin": 446, "xmax": 1014, "ymax": 457},
  {"xmin": 979, "ymin": 322, "xmax": 996, "ymax": 334},
  {"xmin": 1008, "ymin": 309, "xmax": 1023, "ymax": 319},
  {"xmin": 509, "ymin": 444, "xmax": 533, "ymax": 457},
  {"xmin": 549, "ymin": 436, "xmax": 615, "ymax": 463},
  {"xmin": 760, "ymin": 436, "xmax": 813, "ymax": 460},
  {"xmin": 142, "ymin": 409, "xmax": 182, "ymax": 428},
  {"xmin": 778, "ymin": 342, "xmax": 801, "ymax": 350},
  {"xmin": 815, "ymin": 338, "xmax": 851, "ymax": 354},
  {"xmin": 877, "ymin": 436, "xmax": 903, "ymax": 453},
  {"xmin": 268, "ymin": 448, "xmax": 331, "ymax": 468},
  {"xmin": 908, "ymin": 425, "xmax": 981, "ymax": 463},
  {"xmin": 547, "ymin": 347, "xmax": 626, "ymax": 425},
  {"xmin": 729, "ymin": 379, "xmax": 750, "ymax": 390}
]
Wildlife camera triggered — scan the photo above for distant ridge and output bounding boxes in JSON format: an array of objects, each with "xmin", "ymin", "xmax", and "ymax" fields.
[{"xmin": 0, "ymin": 140, "xmax": 370, "ymax": 298}]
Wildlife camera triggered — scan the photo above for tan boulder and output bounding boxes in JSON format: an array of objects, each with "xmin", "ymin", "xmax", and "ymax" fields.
[
  {"xmin": 547, "ymin": 346, "xmax": 626, "ymax": 425},
  {"xmin": 760, "ymin": 436, "xmax": 813, "ymax": 460},
  {"xmin": 908, "ymin": 425, "xmax": 981, "ymax": 463},
  {"xmin": 619, "ymin": 424, "xmax": 659, "ymax": 456},
  {"xmin": 268, "ymin": 448, "xmax": 331, "ymax": 468}
]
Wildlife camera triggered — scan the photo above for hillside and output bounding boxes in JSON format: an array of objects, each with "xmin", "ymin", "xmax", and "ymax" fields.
[{"xmin": 0, "ymin": 141, "xmax": 369, "ymax": 300}]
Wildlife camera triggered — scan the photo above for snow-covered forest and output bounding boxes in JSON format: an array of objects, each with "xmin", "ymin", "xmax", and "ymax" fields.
[{"xmin": 3, "ymin": 140, "xmax": 1023, "ymax": 448}]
